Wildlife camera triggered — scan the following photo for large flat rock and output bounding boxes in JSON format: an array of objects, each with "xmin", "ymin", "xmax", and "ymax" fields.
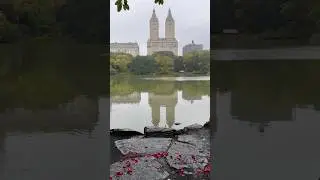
[
  {"xmin": 115, "ymin": 137, "xmax": 172, "ymax": 155},
  {"xmin": 110, "ymin": 157, "xmax": 170, "ymax": 180},
  {"xmin": 178, "ymin": 129, "xmax": 210, "ymax": 158},
  {"xmin": 166, "ymin": 141, "xmax": 209, "ymax": 173}
]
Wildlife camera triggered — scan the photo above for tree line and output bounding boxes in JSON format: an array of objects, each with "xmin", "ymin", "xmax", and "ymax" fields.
[
  {"xmin": 212, "ymin": 0, "xmax": 320, "ymax": 36},
  {"xmin": 115, "ymin": 0, "xmax": 320, "ymax": 37},
  {"xmin": 110, "ymin": 50, "xmax": 210, "ymax": 75},
  {"xmin": 0, "ymin": 0, "xmax": 108, "ymax": 43},
  {"xmin": 1, "ymin": 0, "xmax": 319, "ymax": 43}
]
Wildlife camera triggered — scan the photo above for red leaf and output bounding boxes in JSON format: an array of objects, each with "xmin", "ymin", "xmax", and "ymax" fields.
[
  {"xmin": 127, "ymin": 167, "xmax": 133, "ymax": 175},
  {"xmin": 178, "ymin": 168, "xmax": 185, "ymax": 176},
  {"xmin": 116, "ymin": 171, "xmax": 124, "ymax": 176},
  {"xmin": 203, "ymin": 164, "xmax": 211, "ymax": 174},
  {"xmin": 131, "ymin": 158, "xmax": 138, "ymax": 164}
]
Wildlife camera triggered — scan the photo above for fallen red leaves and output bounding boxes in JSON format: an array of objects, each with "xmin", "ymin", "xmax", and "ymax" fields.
[
  {"xmin": 178, "ymin": 168, "xmax": 185, "ymax": 176},
  {"xmin": 151, "ymin": 151, "xmax": 168, "ymax": 159},
  {"xmin": 111, "ymin": 151, "xmax": 212, "ymax": 178},
  {"xmin": 196, "ymin": 164, "xmax": 211, "ymax": 176}
]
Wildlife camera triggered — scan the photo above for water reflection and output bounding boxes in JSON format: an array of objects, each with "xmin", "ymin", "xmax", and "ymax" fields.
[
  {"xmin": 212, "ymin": 60, "xmax": 320, "ymax": 180},
  {"xmin": 0, "ymin": 42, "xmax": 109, "ymax": 180},
  {"xmin": 110, "ymin": 77, "xmax": 210, "ymax": 132}
]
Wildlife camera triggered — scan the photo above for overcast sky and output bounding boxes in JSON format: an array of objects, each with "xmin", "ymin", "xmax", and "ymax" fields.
[{"xmin": 110, "ymin": 0, "xmax": 210, "ymax": 56}]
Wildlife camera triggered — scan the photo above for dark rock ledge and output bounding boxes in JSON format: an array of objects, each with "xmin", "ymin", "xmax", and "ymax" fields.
[{"xmin": 109, "ymin": 121, "xmax": 212, "ymax": 180}]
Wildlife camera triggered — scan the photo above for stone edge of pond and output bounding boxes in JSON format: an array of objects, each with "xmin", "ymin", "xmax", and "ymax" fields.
[
  {"xmin": 109, "ymin": 122, "xmax": 212, "ymax": 179},
  {"xmin": 110, "ymin": 121, "xmax": 212, "ymax": 138}
]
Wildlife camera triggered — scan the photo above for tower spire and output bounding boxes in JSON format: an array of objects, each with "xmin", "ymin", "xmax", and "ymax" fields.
[
  {"xmin": 167, "ymin": 8, "xmax": 173, "ymax": 19},
  {"xmin": 151, "ymin": 8, "xmax": 157, "ymax": 19}
]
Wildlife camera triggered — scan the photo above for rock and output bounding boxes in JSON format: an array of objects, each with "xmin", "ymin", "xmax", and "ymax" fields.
[
  {"xmin": 110, "ymin": 156, "xmax": 170, "ymax": 180},
  {"xmin": 203, "ymin": 121, "xmax": 210, "ymax": 128},
  {"xmin": 166, "ymin": 141, "xmax": 209, "ymax": 173},
  {"xmin": 175, "ymin": 129, "xmax": 185, "ymax": 135},
  {"xmin": 178, "ymin": 129, "xmax": 210, "ymax": 158},
  {"xmin": 183, "ymin": 124, "xmax": 203, "ymax": 131},
  {"xmin": 110, "ymin": 128, "xmax": 143, "ymax": 137},
  {"xmin": 115, "ymin": 137, "xmax": 172, "ymax": 155},
  {"xmin": 203, "ymin": 117, "xmax": 211, "ymax": 128},
  {"xmin": 144, "ymin": 126, "xmax": 176, "ymax": 137},
  {"xmin": 174, "ymin": 122, "xmax": 181, "ymax": 125}
]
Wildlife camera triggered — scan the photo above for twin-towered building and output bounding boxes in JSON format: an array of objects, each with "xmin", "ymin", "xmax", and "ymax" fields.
[
  {"xmin": 147, "ymin": 9, "xmax": 178, "ymax": 56},
  {"xmin": 110, "ymin": 9, "xmax": 203, "ymax": 56}
]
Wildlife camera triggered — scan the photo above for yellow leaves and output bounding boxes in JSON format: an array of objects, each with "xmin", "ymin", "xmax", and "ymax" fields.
[
  {"xmin": 110, "ymin": 53, "xmax": 133, "ymax": 72},
  {"xmin": 155, "ymin": 55, "xmax": 173, "ymax": 74}
]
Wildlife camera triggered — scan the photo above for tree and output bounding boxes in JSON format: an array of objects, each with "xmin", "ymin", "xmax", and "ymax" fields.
[
  {"xmin": 173, "ymin": 56, "xmax": 184, "ymax": 72},
  {"xmin": 115, "ymin": 0, "xmax": 164, "ymax": 12},
  {"xmin": 0, "ymin": 12, "xmax": 20, "ymax": 42},
  {"xmin": 182, "ymin": 50, "xmax": 210, "ymax": 73},
  {"xmin": 129, "ymin": 55, "xmax": 157, "ymax": 75},
  {"xmin": 110, "ymin": 53, "xmax": 133, "ymax": 72},
  {"xmin": 155, "ymin": 55, "xmax": 173, "ymax": 74}
]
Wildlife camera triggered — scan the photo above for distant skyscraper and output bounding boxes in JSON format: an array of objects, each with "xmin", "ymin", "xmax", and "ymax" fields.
[
  {"xmin": 147, "ymin": 9, "xmax": 178, "ymax": 56},
  {"xmin": 182, "ymin": 40, "xmax": 203, "ymax": 55},
  {"xmin": 110, "ymin": 42, "xmax": 139, "ymax": 56}
]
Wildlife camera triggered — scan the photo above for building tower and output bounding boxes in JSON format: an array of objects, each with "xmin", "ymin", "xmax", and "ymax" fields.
[
  {"xmin": 149, "ymin": 9, "xmax": 159, "ymax": 40},
  {"xmin": 165, "ymin": 8, "xmax": 175, "ymax": 39},
  {"xmin": 147, "ymin": 8, "xmax": 178, "ymax": 56}
]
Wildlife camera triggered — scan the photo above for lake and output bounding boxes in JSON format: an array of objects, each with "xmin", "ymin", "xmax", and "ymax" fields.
[
  {"xmin": 211, "ymin": 60, "xmax": 320, "ymax": 180},
  {"xmin": 110, "ymin": 75, "xmax": 210, "ymax": 133},
  {"xmin": 1, "ymin": 42, "xmax": 320, "ymax": 180},
  {"xmin": 0, "ymin": 42, "xmax": 109, "ymax": 180}
]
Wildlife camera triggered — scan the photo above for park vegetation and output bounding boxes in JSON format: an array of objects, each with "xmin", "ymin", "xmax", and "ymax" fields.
[
  {"xmin": 115, "ymin": 0, "xmax": 320, "ymax": 41},
  {"xmin": 110, "ymin": 50, "xmax": 210, "ymax": 76},
  {"xmin": 0, "ymin": 0, "xmax": 108, "ymax": 43},
  {"xmin": 0, "ymin": 0, "xmax": 319, "ymax": 43}
]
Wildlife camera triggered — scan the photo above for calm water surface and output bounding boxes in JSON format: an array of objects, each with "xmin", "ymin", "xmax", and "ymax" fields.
[
  {"xmin": 211, "ymin": 61, "xmax": 320, "ymax": 180},
  {"xmin": 1, "ymin": 43, "xmax": 320, "ymax": 180},
  {"xmin": 0, "ymin": 42, "xmax": 109, "ymax": 180},
  {"xmin": 110, "ymin": 76, "xmax": 210, "ymax": 132}
]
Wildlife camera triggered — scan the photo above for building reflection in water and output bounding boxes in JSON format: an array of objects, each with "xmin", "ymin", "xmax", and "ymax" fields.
[
  {"xmin": 148, "ymin": 91, "xmax": 178, "ymax": 128},
  {"xmin": 230, "ymin": 88, "xmax": 296, "ymax": 133}
]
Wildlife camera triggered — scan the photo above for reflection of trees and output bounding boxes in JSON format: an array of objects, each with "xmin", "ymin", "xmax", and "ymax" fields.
[
  {"xmin": 110, "ymin": 76, "xmax": 136, "ymax": 96},
  {"xmin": 111, "ymin": 92, "xmax": 141, "ymax": 104},
  {"xmin": 231, "ymin": 86, "xmax": 295, "ymax": 133},
  {"xmin": 180, "ymin": 81, "xmax": 210, "ymax": 101},
  {"xmin": 0, "ymin": 95, "xmax": 98, "ymax": 133},
  {"xmin": 148, "ymin": 91, "xmax": 178, "ymax": 128},
  {"xmin": 217, "ymin": 60, "xmax": 320, "ymax": 120},
  {"xmin": 110, "ymin": 76, "xmax": 210, "ymax": 98},
  {"xmin": 0, "ymin": 43, "xmax": 108, "ymax": 111}
]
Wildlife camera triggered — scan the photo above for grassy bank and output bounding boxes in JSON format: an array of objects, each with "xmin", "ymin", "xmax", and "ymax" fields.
[{"xmin": 111, "ymin": 72, "xmax": 210, "ymax": 78}]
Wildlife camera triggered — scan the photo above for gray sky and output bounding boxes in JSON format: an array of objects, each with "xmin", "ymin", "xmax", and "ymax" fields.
[{"xmin": 110, "ymin": 0, "xmax": 210, "ymax": 56}]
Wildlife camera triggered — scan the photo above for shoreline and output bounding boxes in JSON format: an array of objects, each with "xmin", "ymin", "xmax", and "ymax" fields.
[
  {"xmin": 111, "ymin": 73, "xmax": 210, "ymax": 78},
  {"xmin": 110, "ymin": 122, "xmax": 212, "ymax": 179},
  {"xmin": 211, "ymin": 46, "xmax": 320, "ymax": 60}
]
